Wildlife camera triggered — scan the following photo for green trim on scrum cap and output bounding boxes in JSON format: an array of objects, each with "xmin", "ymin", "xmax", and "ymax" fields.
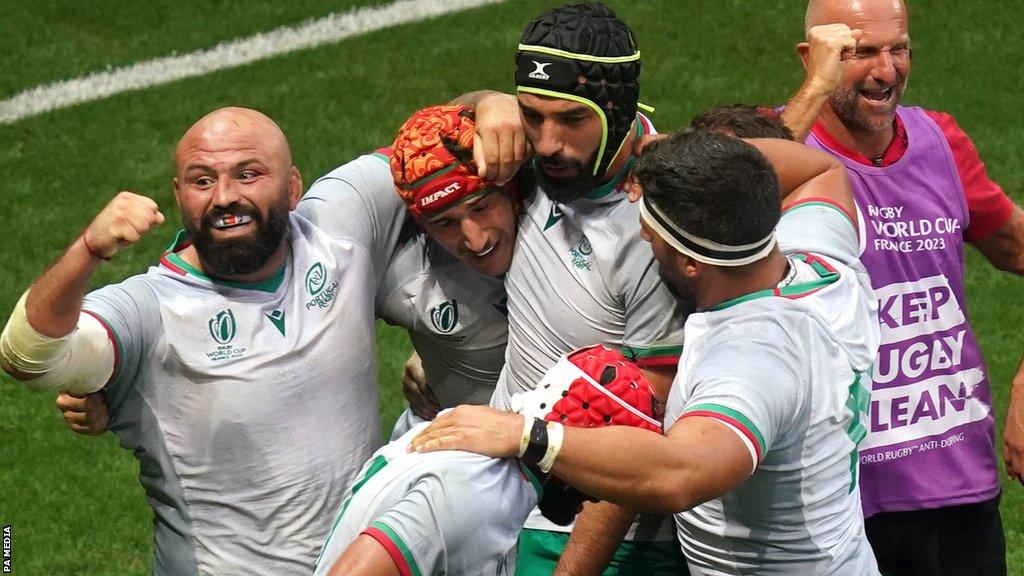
[
  {"xmin": 516, "ymin": 86, "xmax": 609, "ymax": 177},
  {"xmin": 399, "ymin": 161, "xmax": 461, "ymax": 191},
  {"xmin": 518, "ymin": 44, "xmax": 640, "ymax": 64}
]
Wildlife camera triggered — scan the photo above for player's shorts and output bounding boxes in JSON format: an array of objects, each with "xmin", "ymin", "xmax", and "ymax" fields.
[
  {"xmin": 315, "ymin": 448, "xmax": 542, "ymax": 576},
  {"xmin": 515, "ymin": 528, "xmax": 687, "ymax": 576}
]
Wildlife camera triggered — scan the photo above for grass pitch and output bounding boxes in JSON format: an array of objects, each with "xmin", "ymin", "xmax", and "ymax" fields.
[{"xmin": 1, "ymin": 0, "xmax": 1022, "ymax": 573}]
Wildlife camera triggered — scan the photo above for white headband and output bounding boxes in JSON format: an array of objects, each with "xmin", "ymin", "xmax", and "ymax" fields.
[{"xmin": 639, "ymin": 196, "xmax": 776, "ymax": 267}]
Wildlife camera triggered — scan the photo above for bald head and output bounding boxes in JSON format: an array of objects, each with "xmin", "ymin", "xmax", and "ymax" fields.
[
  {"xmin": 175, "ymin": 107, "xmax": 292, "ymax": 174},
  {"xmin": 805, "ymin": 0, "xmax": 907, "ymax": 35}
]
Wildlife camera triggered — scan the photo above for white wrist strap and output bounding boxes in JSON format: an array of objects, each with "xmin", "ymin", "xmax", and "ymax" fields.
[
  {"xmin": 518, "ymin": 415, "xmax": 534, "ymax": 457},
  {"xmin": 538, "ymin": 422, "xmax": 564, "ymax": 473}
]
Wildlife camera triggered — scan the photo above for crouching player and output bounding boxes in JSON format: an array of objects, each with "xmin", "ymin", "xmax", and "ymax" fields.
[{"xmin": 314, "ymin": 345, "xmax": 664, "ymax": 576}]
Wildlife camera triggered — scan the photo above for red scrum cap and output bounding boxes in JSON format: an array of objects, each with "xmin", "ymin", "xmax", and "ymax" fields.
[
  {"xmin": 511, "ymin": 345, "xmax": 663, "ymax": 433},
  {"xmin": 390, "ymin": 104, "xmax": 514, "ymax": 218}
]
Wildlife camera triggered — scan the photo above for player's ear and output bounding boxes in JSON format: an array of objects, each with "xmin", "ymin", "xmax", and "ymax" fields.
[
  {"xmin": 796, "ymin": 42, "xmax": 811, "ymax": 69},
  {"xmin": 172, "ymin": 177, "xmax": 182, "ymax": 205},
  {"xmin": 288, "ymin": 166, "xmax": 303, "ymax": 210},
  {"xmin": 681, "ymin": 253, "xmax": 702, "ymax": 281}
]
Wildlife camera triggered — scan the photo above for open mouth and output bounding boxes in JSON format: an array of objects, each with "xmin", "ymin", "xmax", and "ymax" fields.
[
  {"xmin": 211, "ymin": 214, "xmax": 254, "ymax": 230},
  {"xmin": 859, "ymin": 86, "xmax": 894, "ymax": 104}
]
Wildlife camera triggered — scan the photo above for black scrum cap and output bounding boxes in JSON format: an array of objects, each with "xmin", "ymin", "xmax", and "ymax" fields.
[{"xmin": 515, "ymin": 3, "xmax": 641, "ymax": 178}]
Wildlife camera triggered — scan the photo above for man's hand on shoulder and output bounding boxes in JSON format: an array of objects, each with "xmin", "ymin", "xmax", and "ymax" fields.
[{"xmin": 83, "ymin": 192, "xmax": 165, "ymax": 259}]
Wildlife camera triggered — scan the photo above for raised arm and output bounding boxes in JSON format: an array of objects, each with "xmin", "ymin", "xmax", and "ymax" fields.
[
  {"xmin": 781, "ymin": 24, "xmax": 863, "ymax": 142},
  {"xmin": 0, "ymin": 192, "xmax": 163, "ymax": 391},
  {"xmin": 744, "ymin": 137, "xmax": 855, "ymax": 225}
]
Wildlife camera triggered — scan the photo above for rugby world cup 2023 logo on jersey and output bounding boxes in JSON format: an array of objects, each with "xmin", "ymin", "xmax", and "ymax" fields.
[
  {"xmin": 206, "ymin": 309, "xmax": 247, "ymax": 361},
  {"xmin": 304, "ymin": 261, "xmax": 339, "ymax": 310},
  {"xmin": 429, "ymin": 299, "xmax": 459, "ymax": 335}
]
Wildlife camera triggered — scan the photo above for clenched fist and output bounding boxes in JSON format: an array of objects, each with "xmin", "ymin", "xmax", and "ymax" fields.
[
  {"xmin": 82, "ymin": 192, "xmax": 165, "ymax": 259},
  {"xmin": 800, "ymin": 24, "xmax": 864, "ymax": 97}
]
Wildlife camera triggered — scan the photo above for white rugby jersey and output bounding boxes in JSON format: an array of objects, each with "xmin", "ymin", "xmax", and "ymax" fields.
[
  {"xmin": 314, "ymin": 419, "xmax": 541, "ymax": 576},
  {"xmin": 496, "ymin": 116, "xmax": 688, "ymax": 538},
  {"xmin": 83, "ymin": 214, "xmax": 380, "ymax": 575},
  {"xmin": 496, "ymin": 115, "xmax": 687, "ymax": 407},
  {"xmin": 300, "ymin": 152, "xmax": 507, "ymax": 410},
  {"xmin": 665, "ymin": 200, "xmax": 881, "ymax": 575}
]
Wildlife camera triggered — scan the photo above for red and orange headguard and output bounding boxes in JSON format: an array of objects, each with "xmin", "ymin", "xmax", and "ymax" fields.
[{"xmin": 390, "ymin": 104, "xmax": 514, "ymax": 218}]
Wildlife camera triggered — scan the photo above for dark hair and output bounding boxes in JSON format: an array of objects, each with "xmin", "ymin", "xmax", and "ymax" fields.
[
  {"xmin": 689, "ymin": 104, "xmax": 794, "ymax": 140},
  {"xmin": 635, "ymin": 130, "xmax": 781, "ymax": 246}
]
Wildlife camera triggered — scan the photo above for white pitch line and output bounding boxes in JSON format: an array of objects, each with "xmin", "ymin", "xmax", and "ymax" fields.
[{"xmin": 0, "ymin": 0, "xmax": 504, "ymax": 125}]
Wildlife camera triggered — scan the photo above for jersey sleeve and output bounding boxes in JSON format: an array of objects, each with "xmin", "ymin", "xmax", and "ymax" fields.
[
  {"xmin": 81, "ymin": 276, "xmax": 160, "ymax": 419},
  {"xmin": 778, "ymin": 199, "xmax": 860, "ymax": 267},
  {"xmin": 924, "ymin": 110, "xmax": 1014, "ymax": 242},
  {"xmin": 296, "ymin": 153, "xmax": 408, "ymax": 285},
  {"xmin": 672, "ymin": 339, "xmax": 803, "ymax": 472},
  {"xmin": 615, "ymin": 233, "xmax": 689, "ymax": 368}
]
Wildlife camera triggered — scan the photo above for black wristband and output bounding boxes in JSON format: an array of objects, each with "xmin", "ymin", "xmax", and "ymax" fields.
[{"xmin": 522, "ymin": 418, "xmax": 549, "ymax": 466}]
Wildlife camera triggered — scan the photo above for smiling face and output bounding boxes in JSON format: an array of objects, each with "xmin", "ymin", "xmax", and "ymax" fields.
[
  {"xmin": 173, "ymin": 108, "xmax": 302, "ymax": 278},
  {"xmin": 518, "ymin": 92, "xmax": 603, "ymax": 201},
  {"xmin": 814, "ymin": 0, "xmax": 911, "ymax": 133},
  {"xmin": 416, "ymin": 190, "xmax": 518, "ymax": 277}
]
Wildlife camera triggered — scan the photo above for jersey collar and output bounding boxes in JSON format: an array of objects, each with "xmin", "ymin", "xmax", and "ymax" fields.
[{"xmin": 159, "ymin": 229, "xmax": 288, "ymax": 293}]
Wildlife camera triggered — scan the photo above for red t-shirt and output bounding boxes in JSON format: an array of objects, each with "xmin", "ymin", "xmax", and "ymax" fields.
[{"xmin": 810, "ymin": 111, "xmax": 1013, "ymax": 241}]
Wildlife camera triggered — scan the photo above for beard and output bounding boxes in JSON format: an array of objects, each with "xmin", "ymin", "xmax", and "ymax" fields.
[
  {"xmin": 656, "ymin": 262, "xmax": 694, "ymax": 303},
  {"xmin": 828, "ymin": 76, "xmax": 908, "ymax": 133},
  {"xmin": 535, "ymin": 150, "xmax": 600, "ymax": 203},
  {"xmin": 184, "ymin": 200, "xmax": 290, "ymax": 278}
]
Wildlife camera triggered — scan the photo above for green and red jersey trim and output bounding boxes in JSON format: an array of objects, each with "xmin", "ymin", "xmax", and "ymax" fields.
[
  {"xmin": 613, "ymin": 343, "xmax": 683, "ymax": 368},
  {"xmin": 363, "ymin": 522, "xmax": 423, "ymax": 576},
  {"xmin": 680, "ymin": 403, "xmax": 766, "ymax": 464},
  {"xmin": 782, "ymin": 196, "xmax": 858, "ymax": 232}
]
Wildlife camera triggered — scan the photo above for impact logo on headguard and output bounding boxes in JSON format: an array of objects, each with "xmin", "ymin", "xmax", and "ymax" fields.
[
  {"xmin": 304, "ymin": 261, "xmax": 339, "ymax": 311},
  {"xmin": 429, "ymin": 299, "xmax": 459, "ymax": 334},
  {"xmin": 209, "ymin": 309, "xmax": 236, "ymax": 344},
  {"xmin": 528, "ymin": 60, "xmax": 552, "ymax": 80}
]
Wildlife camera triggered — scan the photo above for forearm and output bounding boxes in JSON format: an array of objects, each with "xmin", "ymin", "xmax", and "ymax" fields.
[
  {"xmin": 448, "ymin": 89, "xmax": 506, "ymax": 108},
  {"xmin": 27, "ymin": 236, "xmax": 104, "ymax": 337},
  {"xmin": 780, "ymin": 81, "xmax": 830, "ymax": 143},
  {"xmin": 549, "ymin": 426, "xmax": 690, "ymax": 514},
  {"xmin": 555, "ymin": 501, "xmax": 634, "ymax": 576},
  {"xmin": 744, "ymin": 138, "xmax": 854, "ymax": 216}
]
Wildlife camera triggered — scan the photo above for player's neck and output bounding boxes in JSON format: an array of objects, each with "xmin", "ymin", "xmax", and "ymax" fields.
[
  {"xmin": 178, "ymin": 240, "xmax": 290, "ymax": 284},
  {"xmin": 696, "ymin": 250, "xmax": 789, "ymax": 310},
  {"xmin": 597, "ymin": 120, "xmax": 638, "ymax": 186},
  {"xmin": 817, "ymin": 106, "xmax": 895, "ymax": 161}
]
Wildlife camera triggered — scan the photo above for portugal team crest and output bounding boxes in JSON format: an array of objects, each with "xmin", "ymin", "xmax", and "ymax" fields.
[
  {"xmin": 209, "ymin": 309, "xmax": 236, "ymax": 344},
  {"xmin": 429, "ymin": 299, "xmax": 459, "ymax": 334},
  {"xmin": 305, "ymin": 261, "xmax": 327, "ymax": 296}
]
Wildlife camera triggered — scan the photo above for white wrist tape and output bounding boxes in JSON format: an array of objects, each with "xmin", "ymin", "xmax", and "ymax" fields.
[
  {"xmin": 518, "ymin": 415, "xmax": 534, "ymax": 457},
  {"xmin": 0, "ymin": 290, "xmax": 114, "ymax": 393},
  {"xmin": 538, "ymin": 422, "xmax": 564, "ymax": 474}
]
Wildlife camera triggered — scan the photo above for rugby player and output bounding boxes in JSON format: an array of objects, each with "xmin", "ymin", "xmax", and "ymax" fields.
[
  {"xmin": 0, "ymin": 107, "xmax": 387, "ymax": 574},
  {"xmin": 56, "ymin": 102, "xmax": 528, "ymax": 440},
  {"xmin": 412, "ymin": 130, "xmax": 883, "ymax": 575},
  {"xmin": 478, "ymin": 3, "xmax": 690, "ymax": 573},
  {"xmin": 314, "ymin": 345, "xmax": 664, "ymax": 576}
]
